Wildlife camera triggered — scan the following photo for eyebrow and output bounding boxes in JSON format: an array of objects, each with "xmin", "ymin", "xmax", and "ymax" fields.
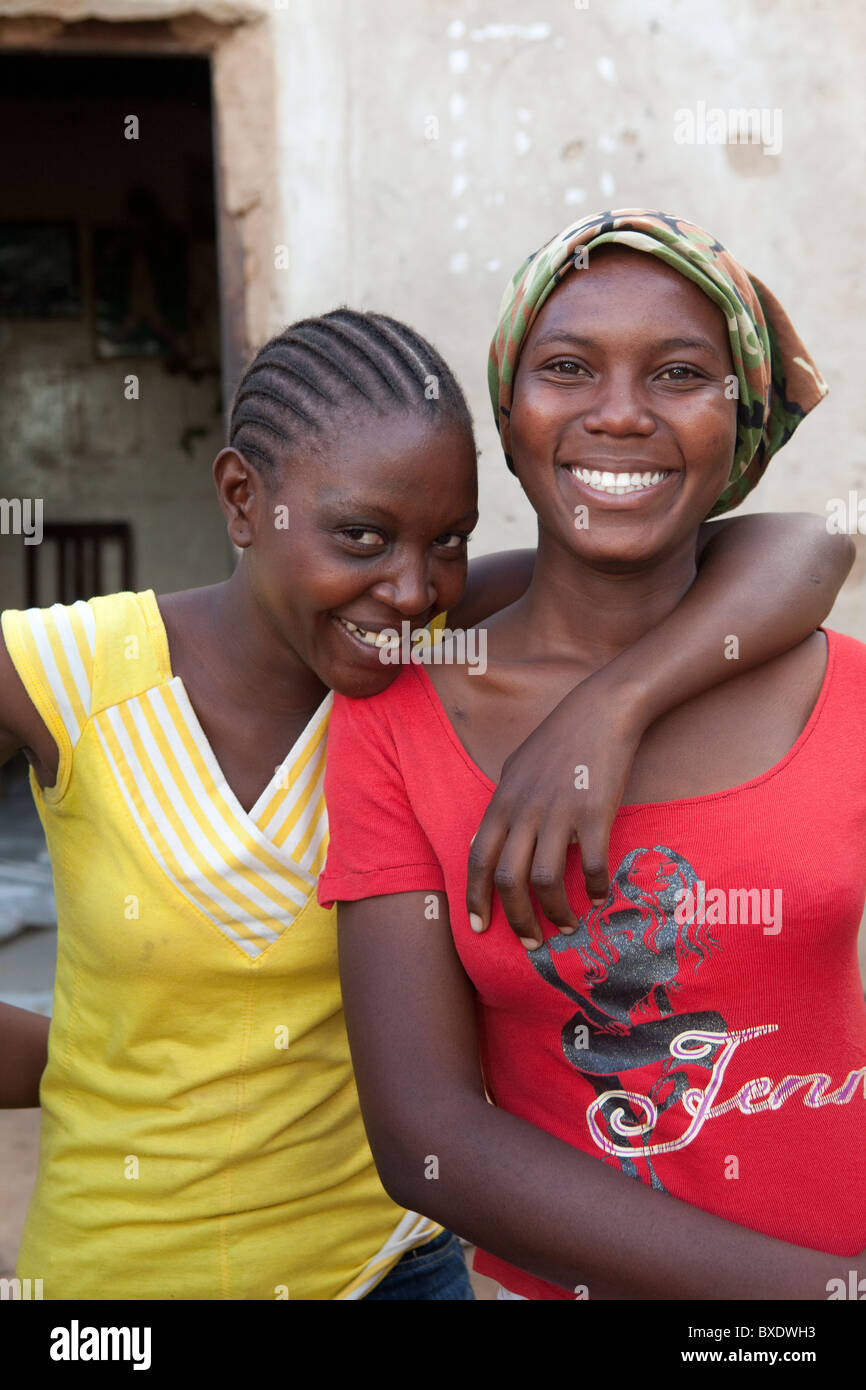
[
  {"xmin": 530, "ymin": 330, "xmax": 724, "ymax": 358},
  {"xmin": 322, "ymin": 498, "xmax": 478, "ymax": 526}
]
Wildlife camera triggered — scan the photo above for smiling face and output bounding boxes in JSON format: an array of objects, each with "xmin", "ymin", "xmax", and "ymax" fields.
[
  {"xmin": 218, "ymin": 409, "xmax": 478, "ymax": 698},
  {"xmin": 506, "ymin": 245, "xmax": 737, "ymax": 568}
]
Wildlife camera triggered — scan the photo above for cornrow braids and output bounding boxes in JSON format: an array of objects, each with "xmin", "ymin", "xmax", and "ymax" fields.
[{"xmin": 228, "ymin": 308, "xmax": 474, "ymax": 478}]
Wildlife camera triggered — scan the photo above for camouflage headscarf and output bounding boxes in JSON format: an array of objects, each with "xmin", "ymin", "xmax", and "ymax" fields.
[{"xmin": 488, "ymin": 209, "xmax": 827, "ymax": 517}]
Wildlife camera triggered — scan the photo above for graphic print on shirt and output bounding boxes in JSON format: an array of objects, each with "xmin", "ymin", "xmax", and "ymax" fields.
[{"xmin": 526, "ymin": 845, "xmax": 734, "ymax": 1191}]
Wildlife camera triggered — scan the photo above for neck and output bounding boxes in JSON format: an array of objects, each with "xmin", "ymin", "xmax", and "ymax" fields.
[
  {"xmin": 513, "ymin": 525, "xmax": 699, "ymax": 668},
  {"xmin": 192, "ymin": 566, "xmax": 329, "ymax": 717}
]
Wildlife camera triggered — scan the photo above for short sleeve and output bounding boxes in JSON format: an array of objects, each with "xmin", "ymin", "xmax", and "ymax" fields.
[
  {"xmin": 2, "ymin": 600, "xmax": 97, "ymax": 795},
  {"xmin": 318, "ymin": 688, "xmax": 446, "ymax": 908}
]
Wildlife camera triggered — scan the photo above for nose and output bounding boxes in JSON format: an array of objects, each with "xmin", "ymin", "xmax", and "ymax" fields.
[
  {"xmin": 367, "ymin": 551, "xmax": 438, "ymax": 617},
  {"xmin": 582, "ymin": 368, "xmax": 655, "ymax": 437}
]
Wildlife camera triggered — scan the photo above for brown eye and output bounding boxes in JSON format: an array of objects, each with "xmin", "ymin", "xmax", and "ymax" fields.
[
  {"xmin": 341, "ymin": 528, "xmax": 385, "ymax": 547},
  {"xmin": 658, "ymin": 364, "xmax": 702, "ymax": 381}
]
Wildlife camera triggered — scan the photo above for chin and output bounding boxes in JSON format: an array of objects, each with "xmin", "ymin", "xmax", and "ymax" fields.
[
  {"xmin": 566, "ymin": 529, "xmax": 671, "ymax": 569},
  {"xmin": 326, "ymin": 664, "xmax": 402, "ymax": 700}
]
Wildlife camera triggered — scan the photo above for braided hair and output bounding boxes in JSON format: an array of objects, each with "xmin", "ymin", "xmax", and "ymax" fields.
[{"xmin": 229, "ymin": 309, "xmax": 474, "ymax": 478}]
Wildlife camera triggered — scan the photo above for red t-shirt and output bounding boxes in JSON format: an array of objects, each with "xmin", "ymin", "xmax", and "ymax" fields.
[{"xmin": 319, "ymin": 629, "xmax": 866, "ymax": 1299}]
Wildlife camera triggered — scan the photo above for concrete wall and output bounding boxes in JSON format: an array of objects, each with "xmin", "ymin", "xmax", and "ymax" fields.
[{"xmin": 0, "ymin": 323, "xmax": 226, "ymax": 608}]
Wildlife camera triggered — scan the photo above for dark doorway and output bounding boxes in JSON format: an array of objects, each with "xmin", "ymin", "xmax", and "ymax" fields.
[{"xmin": 0, "ymin": 52, "xmax": 227, "ymax": 610}]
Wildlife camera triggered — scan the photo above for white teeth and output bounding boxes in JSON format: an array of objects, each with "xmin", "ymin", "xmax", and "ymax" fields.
[
  {"xmin": 337, "ymin": 616, "xmax": 399, "ymax": 650},
  {"xmin": 570, "ymin": 467, "xmax": 671, "ymax": 495}
]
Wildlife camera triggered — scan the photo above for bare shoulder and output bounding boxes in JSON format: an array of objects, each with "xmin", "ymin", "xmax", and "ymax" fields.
[
  {"xmin": 154, "ymin": 584, "xmax": 226, "ymax": 686},
  {"xmin": 424, "ymin": 638, "xmax": 480, "ymax": 710},
  {"xmin": 423, "ymin": 625, "xmax": 520, "ymax": 757},
  {"xmin": 738, "ymin": 627, "xmax": 829, "ymax": 705},
  {"xmin": 425, "ymin": 612, "xmax": 519, "ymax": 708},
  {"xmin": 154, "ymin": 584, "xmax": 215, "ymax": 643},
  {"xmin": 626, "ymin": 630, "xmax": 832, "ymax": 803},
  {"xmin": 671, "ymin": 629, "xmax": 829, "ymax": 736}
]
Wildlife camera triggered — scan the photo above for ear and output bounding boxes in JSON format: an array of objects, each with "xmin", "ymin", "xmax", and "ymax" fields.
[
  {"xmin": 213, "ymin": 447, "xmax": 264, "ymax": 548},
  {"xmin": 498, "ymin": 406, "xmax": 513, "ymax": 463}
]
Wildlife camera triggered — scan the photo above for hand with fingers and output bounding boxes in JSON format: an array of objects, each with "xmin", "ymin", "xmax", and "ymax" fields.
[{"xmin": 466, "ymin": 678, "xmax": 643, "ymax": 951}]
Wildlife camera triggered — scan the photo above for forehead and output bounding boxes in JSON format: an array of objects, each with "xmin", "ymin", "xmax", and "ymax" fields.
[
  {"xmin": 287, "ymin": 409, "xmax": 477, "ymax": 515},
  {"xmin": 528, "ymin": 244, "xmax": 729, "ymax": 348}
]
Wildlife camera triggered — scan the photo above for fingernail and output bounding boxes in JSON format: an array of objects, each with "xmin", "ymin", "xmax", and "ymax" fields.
[
  {"xmin": 561, "ymin": 926, "xmax": 576, "ymax": 934},
  {"xmin": 590, "ymin": 898, "xmax": 605, "ymax": 907},
  {"xmin": 469, "ymin": 913, "xmax": 484, "ymax": 932},
  {"xmin": 520, "ymin": 936, "xmax": 541, "ymax": 951}
]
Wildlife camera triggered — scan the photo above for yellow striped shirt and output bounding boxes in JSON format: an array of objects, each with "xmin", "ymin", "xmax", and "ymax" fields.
[{"xmin": 2, "ymin": 590, "xmax": 439, "ymax": 1299}]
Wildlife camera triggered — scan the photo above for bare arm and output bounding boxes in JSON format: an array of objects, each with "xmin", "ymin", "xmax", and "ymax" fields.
[
  {"xmin": 0, "ymin": 1003, "xmax": 49, "ymax": 1107},
  {"xmin": 339, "ymin": 888, "xmax": 856, "ymax": 1300},
  {"xmin": 0, "ymin": 629, "xmax": 57, "ymax": 1103},
  {"xmin": 454, "ymin": 514, "xmax": 852, "ymax": 651},
  {"xmin": 622, "ymin": 511, "xmax": 854, "ymax": 726},
  {"xmin": 0, "ymin": 627, "xmax": 58, "ymax": 787}
]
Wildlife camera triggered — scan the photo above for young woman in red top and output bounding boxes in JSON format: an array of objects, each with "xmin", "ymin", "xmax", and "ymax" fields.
[{"xmin": 320, "ymin": 211, "xmax": 866, "ymax": 1299}]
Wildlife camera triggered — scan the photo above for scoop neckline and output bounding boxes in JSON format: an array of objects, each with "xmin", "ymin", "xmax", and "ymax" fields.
[{"xmin": 409, "ymin": 628, "xmax": 835, "ymax": 814}]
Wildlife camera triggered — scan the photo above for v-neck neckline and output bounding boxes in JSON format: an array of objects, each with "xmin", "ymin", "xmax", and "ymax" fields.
[
  {"xmin": 247, "ymin": 693, "xmax": 333, "ymax": 824},
  {"xmin": 142, "ymin": 589, "xmax": 331, "ymax": 833}
]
